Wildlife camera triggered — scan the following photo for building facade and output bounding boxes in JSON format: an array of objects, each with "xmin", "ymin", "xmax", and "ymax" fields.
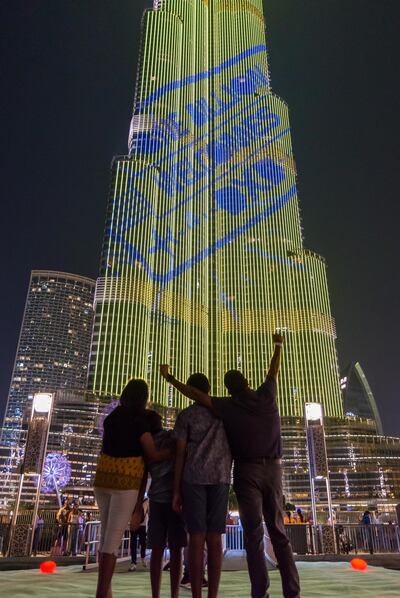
[
  {"xmin": 0, "ymin": 390, "xmax": 106, "ymax": 509},
  {"xmin": 1, "ymin": 271, "xmax": 95, "ymax": 446},
  {"xmin": 89, "ymin": 0, "xmax": 343, "ymax": 419},
  {"xmin": 282, "ymin": 416, "xmax": 400, "ymax": 512}
]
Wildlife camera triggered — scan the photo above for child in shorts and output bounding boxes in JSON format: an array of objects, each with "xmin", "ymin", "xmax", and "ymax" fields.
[{"xmin": 146, "ymin": 411, "xmax": 187, "ymax": 598}]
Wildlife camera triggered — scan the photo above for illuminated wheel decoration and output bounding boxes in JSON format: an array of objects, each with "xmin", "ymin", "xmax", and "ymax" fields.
[{"xmin": 41, "ymin": 453, "xmax": 71, "ymax": 494}]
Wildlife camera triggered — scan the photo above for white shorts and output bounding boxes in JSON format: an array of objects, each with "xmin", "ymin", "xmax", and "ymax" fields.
[{"xmin": 94, "ymin": 487, "xmax": 139, "ymax": 555}]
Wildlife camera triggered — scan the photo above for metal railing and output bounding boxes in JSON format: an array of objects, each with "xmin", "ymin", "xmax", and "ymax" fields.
[
  {"xmin": 0, "ymin": 522, "xmax": 98, "ymax": 557},
  {"xmin": 221, "ymin": 524, "xmax": 400, "ymax": 557},
  {"xmin": 83, "ymin": 521, "xmax": 131, "ymax": 570},
  {"xmin": 335, "ymin": 524, "xmax": 400, "ymax": 555},
  {"xmin": 223, "ymin": 524, "xmax": 244, "ymax": 552},
  {"xmin": 1, "ymin": 521, "xmax": 399, "ymax": 562}
]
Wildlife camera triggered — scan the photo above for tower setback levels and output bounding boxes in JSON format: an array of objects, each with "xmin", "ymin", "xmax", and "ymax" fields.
[{"xmin": 89, "ymin": 0, "xmax": 343, "ymax": 418}]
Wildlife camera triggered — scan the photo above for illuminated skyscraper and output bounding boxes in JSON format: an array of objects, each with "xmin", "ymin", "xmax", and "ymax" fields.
[
  {"xmin": 89, "ymin": 0, "xmax": 343, "ymax": 416},
  {"xmin": 1, "ymin": 271, "xmax": 95, "ymax": 446}
]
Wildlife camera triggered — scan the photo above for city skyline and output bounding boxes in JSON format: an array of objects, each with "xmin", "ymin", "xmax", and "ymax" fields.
[{"xmin": 1, "ymin": 1, "xmax": 399, "ymax": 434}]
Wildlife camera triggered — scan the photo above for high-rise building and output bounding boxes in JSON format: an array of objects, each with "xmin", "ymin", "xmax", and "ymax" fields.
[
  {"xmin": 89, "ymin": 0, "xmax": 343, "ymax": 419},
  {"xmin": 1, "ymin": 271, "xmax": 95, "ymax": 446},
  {"xmin": 340, "ymin": 362, "xmax": 383, "ymax": 434},
  {"xmin": 85, "ymin": 0, "xmax": 400, "ymax": 511}
]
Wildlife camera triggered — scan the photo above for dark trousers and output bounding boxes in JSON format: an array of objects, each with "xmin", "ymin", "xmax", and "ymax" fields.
[
  {"xmin": 32, "ymin": 526, "xmax": 43, "ymax": 555},
  {"xmin": 130, "ymin": 526, "xmax": 146, "ymax": 563},
  {"xmin": 69, "ymin": 524, "xmax": 80, "ymax": 556},
  {"xmin": 234, "ymin": 461, "xmax": 300, "ymax": 598}
]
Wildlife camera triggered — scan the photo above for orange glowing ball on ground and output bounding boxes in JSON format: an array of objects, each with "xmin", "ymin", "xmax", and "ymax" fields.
[
  {"xmin": 351, "ymin": 558, "xmax": 368, "ymax": 571},
  {"xmin": 40, "ymin": 560, "xmax": 57, "ymax": 574}
]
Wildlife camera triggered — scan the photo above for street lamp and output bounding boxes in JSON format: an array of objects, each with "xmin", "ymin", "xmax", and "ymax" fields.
[
  {"xmin": 305, "ymin": 402, "xmax": 336, "ymax": 553},
  {"xmin": 8, "ymin": 393, "xmax": 54, "ymax": 557}
]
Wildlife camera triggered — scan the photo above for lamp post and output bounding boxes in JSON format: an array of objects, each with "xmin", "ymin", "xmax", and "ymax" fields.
[
  {"xmin": 304, "ymin": 402, "xmax": 336, "ymax": 553},
  {"xmin": 8, "ymin": 393, "xmax": 54, "ymax": 557}
]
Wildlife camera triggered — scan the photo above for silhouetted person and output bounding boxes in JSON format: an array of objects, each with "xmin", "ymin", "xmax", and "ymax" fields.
[
  {"xmin": 93, "ymin": 378, "xmax": 170, "ymax": 598},
  {"xmin": 145, "ymin": 411, "xmax": 187, "ymax": 598},
  {"xmin": 173, "ymin": 373, "xmax": 231, "ymax": 598},
  {"xmin": 161, "ymin": 333, "xmax": 300, "ymax": 598},
  {"xmin": 361, "ymin": 510, "xmax": 373, "ymax": 554}
]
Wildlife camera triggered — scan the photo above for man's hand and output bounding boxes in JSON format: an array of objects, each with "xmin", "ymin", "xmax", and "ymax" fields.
[
  {"xmin": 160, "ymin": 367, "xmax": 212, "ymax": 407},
  {"xmin": 160, "ymin": 364, "xmax": 170, "ymax": 380},
  {"xmin": 268, "ymin": 332, "xmax": 284, "ymax": 380},
  {"xmin": 172, "ymin": 492, "xmax": 183, "ymax": 514},
  {"xmin": 273, "ymin": 332, "xmax": 284, "ymax": 345}
]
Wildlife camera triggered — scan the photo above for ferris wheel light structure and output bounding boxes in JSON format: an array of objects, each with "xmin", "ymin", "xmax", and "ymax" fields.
[{"xmin": 41, "ymin": 453, "xmax": 71, "ymax": 506}]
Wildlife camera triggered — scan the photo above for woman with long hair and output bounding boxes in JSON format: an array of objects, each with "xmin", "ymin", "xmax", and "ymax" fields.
[{"xmin": 94, "ymin": 378, "xmax": 170, "ymax": 598}]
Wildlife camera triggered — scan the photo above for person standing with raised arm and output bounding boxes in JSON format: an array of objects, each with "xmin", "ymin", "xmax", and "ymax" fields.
[{"xmin": 160, "ymin": 333, "xmax": 300, "ymax": 598}]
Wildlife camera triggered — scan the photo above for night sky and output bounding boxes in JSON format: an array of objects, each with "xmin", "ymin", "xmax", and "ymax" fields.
[{"xmin": 1, "ymin": 1, "xmax": 399, "ymax": 435}]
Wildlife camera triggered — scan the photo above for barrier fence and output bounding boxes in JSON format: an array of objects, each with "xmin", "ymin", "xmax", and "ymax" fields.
[{"xmin": 0, "ymin": 522, "xmax": 398, "ymax": 563}]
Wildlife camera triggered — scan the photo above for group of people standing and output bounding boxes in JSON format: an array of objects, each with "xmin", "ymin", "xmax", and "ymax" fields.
[
  {"xmin": 55, "ymin": 499, "xmax": 90, "ymax": 556},
  {"xmin": 93, "ymin": 333, "xmax": 301, "ymax": 598}
]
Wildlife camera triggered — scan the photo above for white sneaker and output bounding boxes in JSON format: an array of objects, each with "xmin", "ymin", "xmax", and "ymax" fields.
[
  {"xmin": 129, "ymin": 563, "xmax": 136, "ymax": 571},
  {"xmin": 141, "ymin": 558, "xmax": 147, "ymax": 568}
]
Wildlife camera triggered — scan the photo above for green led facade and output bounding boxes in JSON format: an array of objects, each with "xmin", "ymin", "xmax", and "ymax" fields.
[{"xmin": 89, "ymin": 0, "xmax": 343, "ymax": 418}]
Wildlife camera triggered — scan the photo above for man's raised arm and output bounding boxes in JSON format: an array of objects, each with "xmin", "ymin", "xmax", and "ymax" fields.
[
  {"xmin": 267, "ymin": 333, "xmax": 284, "ymax": 380},
  {"xmin": 160, "ymin": 365, "xmax": 212, "ymax": 408}
]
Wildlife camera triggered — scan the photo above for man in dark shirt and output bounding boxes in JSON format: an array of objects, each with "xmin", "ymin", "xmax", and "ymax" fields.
[{"xmin": 160, "ymin": 333, "xmax": 300, "ymax": 598}]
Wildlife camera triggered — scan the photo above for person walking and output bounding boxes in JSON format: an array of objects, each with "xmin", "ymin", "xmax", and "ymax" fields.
[
  {"xmin": 160, "ymin": 333, "xmax": 301, "ymax": 598},
  {"xmin": 129, "ymin": 497, "xmax": 149, "ymax": 570},
  {"xmin": 93, "ymin": 378, "xmax": 171, "ymax": 598}
]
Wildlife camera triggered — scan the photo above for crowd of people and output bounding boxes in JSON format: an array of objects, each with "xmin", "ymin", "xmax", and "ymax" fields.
[{"xmin": 93, "ymin": 332, "xmax": 301, "ymax": 598}]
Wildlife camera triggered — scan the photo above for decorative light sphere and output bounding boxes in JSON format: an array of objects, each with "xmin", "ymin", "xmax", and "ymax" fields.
[
  {"xmin": 40, "ymin": 560, "xmax": 57, "ymax": 574},
  {"xmin": 351, "ymin": 558, "xmax": 368, "ymax": 571}
]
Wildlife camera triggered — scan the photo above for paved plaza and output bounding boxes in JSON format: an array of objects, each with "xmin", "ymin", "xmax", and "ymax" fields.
[{"xmin": 0, "ymin": 561, "xmax": 399, "ymax": 597}]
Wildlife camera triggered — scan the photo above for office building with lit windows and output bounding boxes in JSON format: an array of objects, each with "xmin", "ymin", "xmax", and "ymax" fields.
[{"xmin": 1, "ymin": 271, "xmax": 95, "ymax": 446}]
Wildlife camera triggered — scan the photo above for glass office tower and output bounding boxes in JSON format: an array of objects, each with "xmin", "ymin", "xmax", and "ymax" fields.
[
  {"xmin": 1, "ymin": 271, "xmax": 95, "ymax": 446},
  {"xmin": 89, "ymin": 0, "xmax": 343, "ymax": 416}
]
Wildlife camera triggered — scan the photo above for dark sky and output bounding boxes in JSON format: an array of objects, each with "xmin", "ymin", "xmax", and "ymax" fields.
[{"xmin": 1, "ymin": 1, "xmax": 399, "ymax": 435}]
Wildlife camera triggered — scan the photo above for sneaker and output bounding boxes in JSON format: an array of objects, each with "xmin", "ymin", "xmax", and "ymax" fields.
[
  {"xmin": 141, "ymin": 558, "xmax": 147, "ymax": 568},
  {"xmin": 129, "ymin": 563, "xmax": 137, "ymax": 571},
  {"xmin": 180, "ymin": 573, "xmax": 190, "ymax": 588},
  {"xmin": 202, "ymin": 577, "xmax": 208, "ymax": 588}
]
